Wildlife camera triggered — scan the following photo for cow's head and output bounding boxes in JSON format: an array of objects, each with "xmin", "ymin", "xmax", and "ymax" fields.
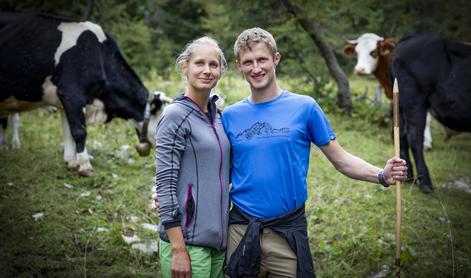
[
  {"xmin": 99, "ymin": 35, "xmax": 149, "ymax": 124},
  {"xmin": 94, "ymin": 34, "xmax": 161, "ymax": 156},
  {"xmin": 134, "ymin": 91, "xmax": 172, "ymax": 156},
  {"xmin": 343, "ymin": 33, "xmax": 395, "ymax": 75}
]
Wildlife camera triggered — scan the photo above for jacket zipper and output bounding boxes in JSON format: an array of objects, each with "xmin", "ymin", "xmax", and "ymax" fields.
[{"xmin": 186, "ymin": 97, "xmax": 225, "ymax": 249}]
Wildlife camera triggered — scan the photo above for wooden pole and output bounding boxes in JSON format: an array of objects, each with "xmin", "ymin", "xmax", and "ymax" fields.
[{"xmin": 393, "ymin": 78, "xmax": 402, "ymax": 277}]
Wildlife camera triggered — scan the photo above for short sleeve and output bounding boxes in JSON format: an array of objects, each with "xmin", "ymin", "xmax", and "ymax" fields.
[{"xmin": 307, "ymin": 101, "xmax": 336, "ymax": 147}]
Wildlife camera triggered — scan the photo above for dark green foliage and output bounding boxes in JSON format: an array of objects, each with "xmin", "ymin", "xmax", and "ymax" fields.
[{"xmin": 2, "ymin": 0, "xmax": 469, "ymax": 104}]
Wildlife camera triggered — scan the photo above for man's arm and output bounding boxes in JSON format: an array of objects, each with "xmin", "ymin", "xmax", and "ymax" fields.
[{"xmin": 320, "ymin": 140, "xmax": 407, "ymax": 185}]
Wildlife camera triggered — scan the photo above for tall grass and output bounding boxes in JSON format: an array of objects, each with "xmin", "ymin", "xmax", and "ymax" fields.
[{"xmin": 0, "ymin": 75, "xmax": 470, "ymax": 277}]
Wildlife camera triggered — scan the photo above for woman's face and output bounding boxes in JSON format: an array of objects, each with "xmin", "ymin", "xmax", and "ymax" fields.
[{"xmin": 182, "ymin": 46, "xmax": 222, "ymax": 93}]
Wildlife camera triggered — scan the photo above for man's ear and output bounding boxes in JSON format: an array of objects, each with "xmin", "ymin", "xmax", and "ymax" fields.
[
  {"xmin": 274, "ymin": 52, "xmax": 281, "ymax": 66},
  {"xmin": 235, "ymin": 60, "xmax": 242, "ymax": 71}
]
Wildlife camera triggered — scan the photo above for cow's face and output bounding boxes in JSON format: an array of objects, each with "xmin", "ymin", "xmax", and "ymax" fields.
[
  {"xmin": 344, "ymin": 33, "xmax": 384, "ymax": 75},
  {"xmin": 146, "ymin": 92, "xmax": 172, "ymax": 147},
  {"xmin": 132, "ymin": 92, "xmax": 172, "ymax": 156}
]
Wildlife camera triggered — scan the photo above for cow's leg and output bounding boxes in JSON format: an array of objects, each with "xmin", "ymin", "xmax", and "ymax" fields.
[
  {"xmin": 399, "ymin": 87, "xmax": 433, "ymax": 192},
  {"xmin": 399, "ymin": 110, "xmax": 414, "ymax": 181},
  {"xmin": 11, "ymin": 113, "xmax": 21, "ymax": 149},
  {"xmin": 423, "ymin": 112, "xmax": 432, "ymax": 151},
  {"xmin": 60, "ymin": 110, "xmax": 78, "ymax": 170},
  {"xmin": 59, "ymin": 93, "xmax": 93, "ymax": 177},
  {"xmin": 0, "ymin": 117, "xmax": 7, "ymax": 150},
  {"xmin": 407, "ymin": 108, "xmax": 433, "ymax": 192},
  {"xmin": 396, "ymin": 68, "xmax": 433, "ymax": 192}
]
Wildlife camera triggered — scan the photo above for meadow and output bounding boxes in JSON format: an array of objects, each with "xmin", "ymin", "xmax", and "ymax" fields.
[{"xmin": 1, "ymin": 75, "xmax": 470, "ymax": 277}]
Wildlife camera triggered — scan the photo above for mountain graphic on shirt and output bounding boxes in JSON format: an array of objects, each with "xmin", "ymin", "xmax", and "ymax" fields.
[{"xmin": 235, "ymin": 121, "xmax": 289, "ymax": 140}]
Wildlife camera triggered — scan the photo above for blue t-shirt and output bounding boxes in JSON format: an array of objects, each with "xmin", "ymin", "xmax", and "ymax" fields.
[{"xmin": 222, "ymin": 91, "xmax": 336, "ymax": 218}]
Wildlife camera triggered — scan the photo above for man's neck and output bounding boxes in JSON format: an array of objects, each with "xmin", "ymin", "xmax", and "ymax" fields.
[{"xmin": 249, "ymin": 83, "xmax": 282, "ymax": 104}]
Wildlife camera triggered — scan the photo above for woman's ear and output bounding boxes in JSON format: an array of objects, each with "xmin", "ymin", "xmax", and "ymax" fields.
[{"xmin": 180, "ymin": 61, "xmax": 188, "ymax": 75}]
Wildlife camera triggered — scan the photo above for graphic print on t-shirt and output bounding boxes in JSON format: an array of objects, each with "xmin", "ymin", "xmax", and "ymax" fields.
[{"xmin": 235, "ymin": 121, "xmax": 289, "ymax": 141}]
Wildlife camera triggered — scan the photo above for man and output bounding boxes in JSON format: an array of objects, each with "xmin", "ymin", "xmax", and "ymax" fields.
[{"xmin": 221, "ymin": 27, "xmax": 407, "ymax": 277}]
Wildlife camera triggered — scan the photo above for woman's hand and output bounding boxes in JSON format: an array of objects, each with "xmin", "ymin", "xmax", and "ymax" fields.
[{"xmin": 172, "ymin": 247, "xmax": 192, "ymax": 278}]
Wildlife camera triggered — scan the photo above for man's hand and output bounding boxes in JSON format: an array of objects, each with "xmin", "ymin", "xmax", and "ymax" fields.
[
  {"xmin": 172, "ymin": 247, "xmax": 192, "ymax": 278},
  {"xmin": 383, "ymin": 157, "xmax": 408, "ymax": 185}
]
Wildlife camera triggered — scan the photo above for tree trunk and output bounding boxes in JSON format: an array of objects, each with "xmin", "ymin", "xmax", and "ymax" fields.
[{"xmin": 281, "ymin": 0, "xmax": 352, "ymax": 112}]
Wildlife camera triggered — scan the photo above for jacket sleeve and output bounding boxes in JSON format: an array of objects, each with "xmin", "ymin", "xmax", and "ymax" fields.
[{"xmin": 155, "ymin": 106, "xmax": 188, "ymax": 229}]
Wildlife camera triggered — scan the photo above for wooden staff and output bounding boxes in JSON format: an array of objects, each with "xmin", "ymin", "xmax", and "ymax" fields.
[{"xmin": 393, "ymin": 78, "xmax": 402, "ymax": 277}]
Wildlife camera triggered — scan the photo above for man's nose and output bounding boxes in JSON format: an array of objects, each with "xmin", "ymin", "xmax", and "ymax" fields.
[{"xmin": 252, "ymin": 61, "xmax": 261, "ymax": 71}]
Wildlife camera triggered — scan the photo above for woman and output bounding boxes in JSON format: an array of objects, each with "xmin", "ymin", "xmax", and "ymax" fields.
[{"xmin": 155, "ymin": 37, "xmax": 230, "ymax": 278}]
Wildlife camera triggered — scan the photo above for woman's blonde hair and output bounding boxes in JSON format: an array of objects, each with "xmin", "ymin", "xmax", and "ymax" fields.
[{"xmin": 176, "ymin": 36, "xmax": 227, "ymax": 75}]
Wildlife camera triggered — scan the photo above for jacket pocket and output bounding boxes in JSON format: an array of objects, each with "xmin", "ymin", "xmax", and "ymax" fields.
[{"xmin": 184, "ymin": 184, "xmax": 196, "ymax": 237}]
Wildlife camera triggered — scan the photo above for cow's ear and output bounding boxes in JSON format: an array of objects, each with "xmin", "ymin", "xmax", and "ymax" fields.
[
  {"xmin": 379, "ymin": 38, "xmax": 397, "ymax": 56},
  {"xmin": 343, "ymin": 44, "xmax": 356, "ymax": 57},
  {"xmin": 150, "ymin": 94, "xmax": 163, "ymax": 114}
]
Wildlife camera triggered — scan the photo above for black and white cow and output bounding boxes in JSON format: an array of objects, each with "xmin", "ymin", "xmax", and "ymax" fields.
[
  {"xmin": 0, "ymin": 113, "xmax": 20, "ymax": 149},
  {"xmin": 391, "ymin": 34, "xmax": 471, "ymax": 192},
  {"xmin": 1, "ymin": 106, "xmax": 58, "ymax": 150},
  {"xmin": 0, "ymin": 13, "xmax": 169, "ymax": 176}
]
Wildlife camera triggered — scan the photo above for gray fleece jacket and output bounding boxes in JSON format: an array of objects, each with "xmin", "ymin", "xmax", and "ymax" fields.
[{"xmin": 155, "ymin": 94, "xmax": 231, "ymax": 251}]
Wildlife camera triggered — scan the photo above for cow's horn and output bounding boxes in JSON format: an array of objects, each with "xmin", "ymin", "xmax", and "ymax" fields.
[{"xmin": 345, "ymin": 38, "xmax": 358, "ymax": 44}]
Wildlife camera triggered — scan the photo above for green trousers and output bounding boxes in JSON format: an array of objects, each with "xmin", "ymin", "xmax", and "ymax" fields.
[{"xmin": 159, "ymin": 240, "xmax": 225, "ymax": 278}]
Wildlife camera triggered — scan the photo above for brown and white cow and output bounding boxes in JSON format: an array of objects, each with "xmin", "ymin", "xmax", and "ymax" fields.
[{"xmin": 343, "ymin": 33, "xmax": 436, "ymax": 150}]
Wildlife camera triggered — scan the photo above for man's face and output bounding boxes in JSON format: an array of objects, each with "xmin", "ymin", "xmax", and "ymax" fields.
[{"xmin": 236, "ymin": 43, "xmax": 280, "ymax": 91}]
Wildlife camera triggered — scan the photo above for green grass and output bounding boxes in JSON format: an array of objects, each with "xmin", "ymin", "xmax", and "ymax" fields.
[
  {"xmin": 309, "ymin": 113, "xmax": 471, "ymax": 277},
  {"xmin": 1, "ymin": 76, "xmax": 470, "ymax": 277}
]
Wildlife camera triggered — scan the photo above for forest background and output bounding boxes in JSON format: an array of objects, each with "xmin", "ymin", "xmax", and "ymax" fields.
[{"xmin": 2, "ymin": 0, "xmax": 470, "ymax": 107}]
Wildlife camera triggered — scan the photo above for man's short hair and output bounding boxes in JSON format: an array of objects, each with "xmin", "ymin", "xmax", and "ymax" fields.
[{"xmin": 234, "ymin": 27, "xmax": 277, "ymax": 60}]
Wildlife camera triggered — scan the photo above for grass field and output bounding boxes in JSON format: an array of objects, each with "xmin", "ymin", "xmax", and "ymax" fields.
[{"xmin": 1, "ymin": 76, "xmax": 470, "ymax": 277}]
